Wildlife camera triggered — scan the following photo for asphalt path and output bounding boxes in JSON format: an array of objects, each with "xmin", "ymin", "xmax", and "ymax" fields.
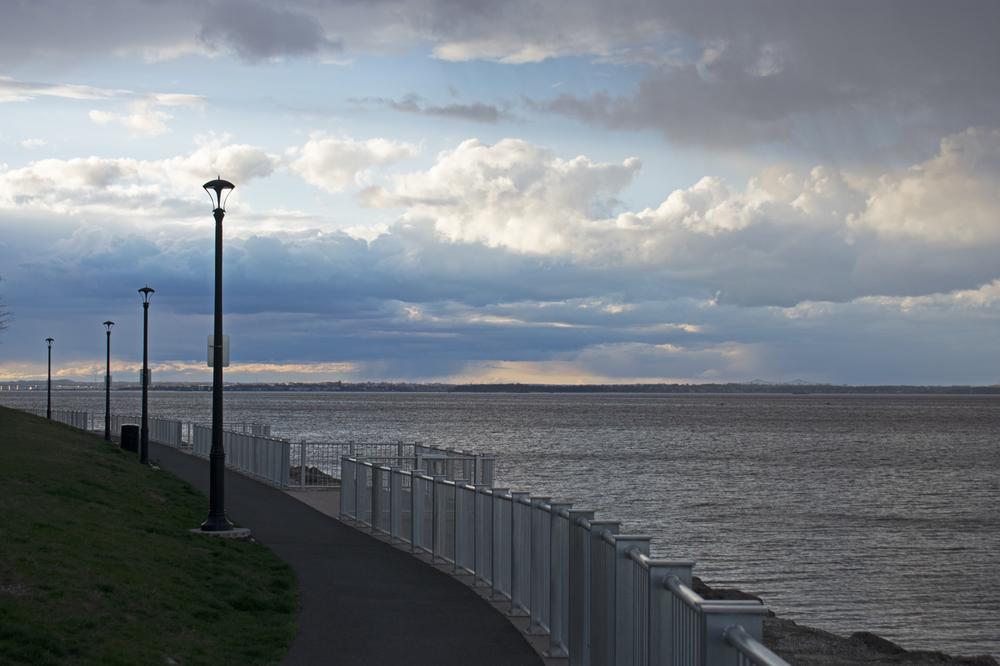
[{"xmin": 150, "ymin": 443, "xmax": 542, "ymax": 666}]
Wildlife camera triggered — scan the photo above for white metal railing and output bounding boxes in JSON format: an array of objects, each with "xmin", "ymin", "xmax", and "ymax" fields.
[
  {"xmin": 108, "ymin": 414, "xmax": 183, "ymax": 448},
  {"xmin": 109, "ymin": 413, "xmax": 140, "ymax": 437},
  {"xmin": 286, "ymin": 441, "xmax": 495, "ymax": 489},
  {"xmin": 339, "ymin": 457, "xmax": 790, "ymax": 666},
  {"xmin": 191, "ymin": 424, "xmax": 290, "ymax": 488},
  {"xmin": 40, "ymin": 409, "xmax": 90, "ymax": 430},
  {"xmin": 149, "ymin": 416, "xmax": 183, "ymax": 447}
]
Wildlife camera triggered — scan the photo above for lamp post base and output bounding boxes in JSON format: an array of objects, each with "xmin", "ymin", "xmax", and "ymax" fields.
[
  {"xmin": 200, "ymin": 514, "xmax": 235, "ymax": 532},
  {"xmin": 191, "ymin": 526, "xmax": 250, "ymax": 540}
]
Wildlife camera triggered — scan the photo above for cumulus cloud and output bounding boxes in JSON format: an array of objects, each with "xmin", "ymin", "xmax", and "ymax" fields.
[
  {"xmin": 0, "ymin": 136, "xmax": 278, "ymax": 215},
  {"xmin": 288, "ymin": 133, "xmax": 418, "ymax": 193},
  {"xmin": 359, "ymin": 131, "xmax": 1000, "ymax": 306},
  {"xmin": 3, "ymin": 127, "xmax": 1000, "ymax": 383},
  {"xmin": 364, "ymin": 138, "xmax": 641, "ymax": 254}
]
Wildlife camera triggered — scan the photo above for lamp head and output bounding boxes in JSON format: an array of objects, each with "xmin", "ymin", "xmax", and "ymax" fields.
[
  {"xmin": 203, "ymin": 176, "xmax": 235, "ymax": 212},
  {"xmin": 45, "ymin": 337, "xmax": 54, "ymax": 346},
  {"xmin": 103, "ymin": 320, "xmax": 115, "ymax": 331},
  {"xmin": 138, "ymin": 285, "xmax": 155, "ymax": 304}
]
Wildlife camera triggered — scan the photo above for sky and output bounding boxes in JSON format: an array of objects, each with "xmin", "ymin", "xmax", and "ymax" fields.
[{"xmin": 1, "ymin": 0, "xmax": 999, "ymax": 385}]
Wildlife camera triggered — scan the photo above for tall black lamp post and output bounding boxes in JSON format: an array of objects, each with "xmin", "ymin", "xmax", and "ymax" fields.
[
  {"xmin": 103, "ymin": 321, "xmax": 115, "ymax": 441},
  {"xmin": 202, "ymin": 177, "xmax": 235, "ymax": 532},
  {"xmin": 45, "ymin": 337, "xmax": 53, "ymax": 419},
  {"xmin": 138, "ymin": 286, "xmax": 154, "ymax": 465}
]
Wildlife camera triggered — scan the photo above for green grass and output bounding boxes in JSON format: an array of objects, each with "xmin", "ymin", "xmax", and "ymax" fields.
[{"xmin": 0, "ymin": 406, "xmax": 298, "ymax": 665}]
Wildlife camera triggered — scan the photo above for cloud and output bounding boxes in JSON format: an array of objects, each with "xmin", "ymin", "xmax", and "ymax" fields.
[
  {"xmin": 3, "ymin": 2, "xmax": 998, "ymax": 154},
  {"xmin": 18, "ymin": 138, "xmax": 46, "ymax": 149},
  {"xmin": 363, "ymin": 138, "xmax": 642, "ymax": 254},
  {"xmin": 1, "ymin": 74, "xmax": 204, "ymax": 137},
  {"xmin": 3, "ymin": 129, "xmax": 1000, "ymax": 383},
  {"xmin": 89, "ymin": 102, "xmax": 174, "ymax": 137},
  {"xmin": 518, "ymin": 3, "xmax": 1000, "ymax": 149},
  {"xmin": 288, "ymin": 133, "xmax": 419, "ymax": 193},
  {"xmin": 0, "ymin": 75, "xmax": 128, "ymax": 103},
  {"xmin": 0, "ymin": 75, "xmax": 203, "ymax": 107},
  {"xmin": 359, "ymin": 130, "xmax": 1000, "ymax": 306},
  {"xmin": 0, "ymin": 136, "xmax": 278, "ymax": 215},
  {"xmin": 199, "ymin": 0, "xmax": 341, "ymax": 61},
  {"xmin": 361, "ymin": 94, "xmax": 510, "ymax": 123}
]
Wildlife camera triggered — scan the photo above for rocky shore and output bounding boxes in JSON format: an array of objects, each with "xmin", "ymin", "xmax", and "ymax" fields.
[{"xmin": 692, "ymin": 577, "xmax": 998, "ymax": 666}]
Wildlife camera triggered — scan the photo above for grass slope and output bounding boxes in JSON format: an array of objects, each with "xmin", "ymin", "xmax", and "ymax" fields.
[{"xmin": 0, "ymin": 407, "xmax": 298, "ymax": 665}]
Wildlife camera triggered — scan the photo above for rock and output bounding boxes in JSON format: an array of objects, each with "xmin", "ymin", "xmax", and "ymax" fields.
[
  {"xmin": 851, "ymin": 631, "xmax": 907, "ymax": 655},
  {"xmin": 690, "ymin": 578, "xmax": 999, "ymax": 666}
]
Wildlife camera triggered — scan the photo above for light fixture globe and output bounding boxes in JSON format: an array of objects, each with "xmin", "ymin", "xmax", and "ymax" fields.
[
  {"xmin": 138, "ymin": 285, "xmax": 155, "ymax": 303},
  {"xmin": 203, "ymin": 177, "xmax": 235, "ymax": 212},
  {"xmin": 103, "ymin": 320, "xmax": 115, "ymax": 331}
]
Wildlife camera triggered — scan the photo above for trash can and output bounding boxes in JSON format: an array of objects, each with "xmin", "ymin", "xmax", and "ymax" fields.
[{"xmin": 121, "ymin": 424, "xmax": 139, "ymax": 453}]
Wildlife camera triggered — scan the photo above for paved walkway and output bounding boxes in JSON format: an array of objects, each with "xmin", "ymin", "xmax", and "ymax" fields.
[{"xmin": 150, "ymin": 443, "xmax": 542, "ymax": 666}]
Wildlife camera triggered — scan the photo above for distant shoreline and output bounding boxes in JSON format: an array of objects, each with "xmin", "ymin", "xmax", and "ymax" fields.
[{"xmin": 4, "ymin": 380, "xmax": 999, "ymax": 395}]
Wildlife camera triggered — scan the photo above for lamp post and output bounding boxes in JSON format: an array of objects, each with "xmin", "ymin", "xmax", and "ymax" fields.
[
  {"xmin": 202, "ymin": 177, "xmax": 235, "ymax": 532},
  {"xmin": 103, "ymin": 321, "xmax": 115, "ymax": 441},
  {"xmin": 45, "ymin": 337, "xmax": 53, "ymax": 419},
  {"xmin": 138, "ymin": 286, "xmax": 154, "ymax": 465}
]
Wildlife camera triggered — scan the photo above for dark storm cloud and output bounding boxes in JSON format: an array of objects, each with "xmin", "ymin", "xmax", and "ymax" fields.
[
  {"xmin": 532, "ymin": 1, "xmax": 1000, "ymax": 147},
  {"xmin": 199, "ymin": 1, "xmax": 341, "ymax": 61}
]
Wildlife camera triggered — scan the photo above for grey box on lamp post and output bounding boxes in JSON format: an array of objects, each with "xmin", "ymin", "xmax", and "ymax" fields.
[
  {"xmin": 201, "ymin": 177, "xmax": 239, "ymax": 534},
  {"xmin": 103, "ymin": 321, "xmax": 114, "ymax": 441},
  {"xmin": 138, "ymin": 286, "xmax": 153, "ymax": 465}
]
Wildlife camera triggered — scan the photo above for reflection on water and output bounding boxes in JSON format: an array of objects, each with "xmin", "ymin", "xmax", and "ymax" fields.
[{"xmin": 3, "ymin": 390, "xmax": 997, "ymax": 657}]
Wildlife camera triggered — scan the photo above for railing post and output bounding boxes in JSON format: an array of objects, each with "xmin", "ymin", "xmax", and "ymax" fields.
[
  {"xmin": 355, "ymin": 460, "xmax": 363, "ymax": 525},
  {"xmin": 491, "ymin": 488, "xmax": 510, "ymax": 601},
  {"xmin": 473, "ymin": 484, "xmax": 491, "ymax": 586},
  {"xmin": 647, "ymin": 561, "xmax": 694, "ymax": 666},
  {"xmin": 509, "ymin": 491, "xmax": 532, "ymax": 616},
  {"xmin": 431, "ymin": 475, "xmax": 446, "ymax": 562},
  {"xmin": 300, "ymin": 442, "xmax": 307, "ymax": 488},
  {"xmin": 546, "ymin": 502, "xmax": 573, "ymax": 658},
  {"xmin": 390, "ymin": 467, "xmax": 402, "ymax": 541},
  {"xmin": 371, "ymin": 466, "xmax": 380, "ymax": 532},
  {"xmin": 701, "ymin": 603, "xmax": 770, "ymax": 665},
  {"xmin": 527, "ymin": 496, "xmax": 552, "ymax": 635},
  {"xmin": 588, "ymin": 521, "xmax": 620, "ymax": 666},
  {"xmin": 411, "ymin": 472, "xmax": 424, "ymax": 553},
  {"xmin": 568, "ymin": 510, "xmax": 596, "ymax": 666},
  {"xmin": 612, "ymin": 536, "xmax": 651, "ymax": 666},
  {"xmin": 453, "ymin": 480, "xmax": 469, "ymax": 574}
]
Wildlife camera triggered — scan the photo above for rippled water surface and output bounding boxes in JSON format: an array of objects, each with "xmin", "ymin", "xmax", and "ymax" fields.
[{"xmin": 3, "ymin": 390, "xmax": 998, "ymax": 657}]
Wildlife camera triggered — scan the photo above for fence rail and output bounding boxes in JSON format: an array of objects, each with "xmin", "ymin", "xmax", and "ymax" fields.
[
  {"xmin": 30, "ymin": 408, "xmax": 91, "ymax": 430},
  {"xmin": 339, "ymin": 457, "xmax": 790, "ymax": 666},
  {"xmin": 287, "ymin": 441, "xmax": 494, "ymax": 488}
]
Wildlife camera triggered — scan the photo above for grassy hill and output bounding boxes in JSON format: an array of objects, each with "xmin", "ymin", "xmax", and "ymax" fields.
[{"xmin": 0, "ymin": 406, "xmax": 298, "ymax": 665}]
